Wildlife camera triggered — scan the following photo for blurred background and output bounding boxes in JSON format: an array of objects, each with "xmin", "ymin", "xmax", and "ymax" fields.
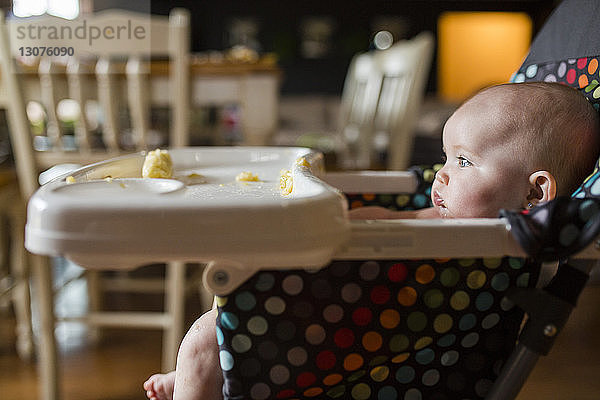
[
  {"xmin": 147, "ymin": 0, "xmax": 552, "ymax": 96},
  {"xmin": 3, "ymin": 1, "xmax": 600, "ymax": 400},
  {"xmin": 0, "ymin": 0, "xmax": 558, "ymax": 167},
  {"xmin": 151, "ymin": 0, "xmax": 552, "ymax": 166}
]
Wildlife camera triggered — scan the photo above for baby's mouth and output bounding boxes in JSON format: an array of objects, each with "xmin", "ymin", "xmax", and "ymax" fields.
[
  {"xmin": 433, "ymin": 191, "xmax": 446, "ymax": 208},
  {"xmin": 433, "ymin": 191, "xmax": 450, "ymax": 217}
]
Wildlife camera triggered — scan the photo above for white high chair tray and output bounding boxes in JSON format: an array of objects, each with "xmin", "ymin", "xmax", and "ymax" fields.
[
  {"xmin": 25, "ymin": 146, "xmax": 599, "ymax": 295},
  {"xmin": 25, "ymin": 147, "xmax": 350, "ymax": 272}
]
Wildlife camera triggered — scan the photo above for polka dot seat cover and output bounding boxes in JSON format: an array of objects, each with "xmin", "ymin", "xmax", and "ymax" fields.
[
  {"xmin": 345, "ymin": 165, "xmax": 440, "ymax": 212},
  {"xmin": 215, "ymin": 167, "xmax": 540, "ymax": 400},
  {"xmin": 216, "ymin": 258, "xmax": 536, "ymax": 400},
  {"xmin": 512, "ymin": 57, "xmax": 600, "ymax": 110}
]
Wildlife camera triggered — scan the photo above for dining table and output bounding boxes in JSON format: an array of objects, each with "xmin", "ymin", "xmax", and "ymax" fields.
[
  {"xmin": 153, "ymin": 54, "xmax": 282, "ymax": 145},
  {"xmin": 0, "ymin": 53, "xmax": 282, "ymax": 146}
]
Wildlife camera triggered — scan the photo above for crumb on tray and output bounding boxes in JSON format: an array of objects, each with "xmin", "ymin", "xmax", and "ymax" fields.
[
  {"xmin": 235, "ymin": 171, "xmax": 260, "ymax": 182},
  {"xmin": 142, "ymin": 149, "xmax": 173, "ymax": 179},
  {"xmin": 296, "ymin": 157, "xmax": 310, "ymax": 168}
]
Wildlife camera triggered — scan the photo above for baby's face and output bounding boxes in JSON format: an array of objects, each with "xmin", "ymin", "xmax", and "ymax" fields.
[{"xmin": 431, "ymin": 103, "xmax": 530, "ymax": 218}]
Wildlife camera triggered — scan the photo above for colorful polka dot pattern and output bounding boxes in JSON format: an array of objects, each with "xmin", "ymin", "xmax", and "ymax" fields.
[
  {"xmin": 573, "ymin": 162, "xmax": 600, "ymax": 199},
  {"xmin": 216, "ymin": 257, "xmax": 537, "ymax": 399},
  {"xmin": 512, "ymin": 57, "xmax": 600, "ymax": 111},
  {"xmin": 502, "ymin": 195, "xmax": 600, "ymax": 261},
  {"xmin": 346, "ymin": 165, "xmax": 440, "ymax": 211}
]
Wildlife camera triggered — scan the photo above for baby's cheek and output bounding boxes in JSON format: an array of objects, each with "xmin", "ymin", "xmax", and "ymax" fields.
[{"xmin": 465, "ymin": 189, "xmax": 504, "ymax": 217}]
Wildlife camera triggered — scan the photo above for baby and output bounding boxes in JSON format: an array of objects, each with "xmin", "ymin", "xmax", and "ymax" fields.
[
  {"xmin": 143, "ymin": 82, "xmax": 600, "ymax": 400},
  {"xmin": 349, "ymin": 81, "xmax": 600, "ymax": 219}
]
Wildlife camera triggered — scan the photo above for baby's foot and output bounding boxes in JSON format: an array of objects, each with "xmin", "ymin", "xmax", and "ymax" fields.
[{"xmin": 143, "ymin": 371, "xmax": 175, "ymax": 400}]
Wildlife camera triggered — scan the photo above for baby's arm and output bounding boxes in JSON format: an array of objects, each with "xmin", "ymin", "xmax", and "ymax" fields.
[{"xmin": 348, "ymin": 206, "xmax": 439, "ymax": 219}]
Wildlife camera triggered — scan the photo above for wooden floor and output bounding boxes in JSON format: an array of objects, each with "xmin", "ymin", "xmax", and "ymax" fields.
[{"xmin": 1, "ymin": 281, "xmax": 600, "ymax": 399}]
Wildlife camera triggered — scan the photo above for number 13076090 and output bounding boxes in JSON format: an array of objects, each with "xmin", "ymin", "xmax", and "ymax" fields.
[{"xmin": 19, "ymin": 46, "xmax": 74, "ymax": 56}]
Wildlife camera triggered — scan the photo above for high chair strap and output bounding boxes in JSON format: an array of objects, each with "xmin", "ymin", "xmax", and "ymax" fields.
[{"xmin": 500, "ymin": 196, "xmax": 600, "ymax": 261}]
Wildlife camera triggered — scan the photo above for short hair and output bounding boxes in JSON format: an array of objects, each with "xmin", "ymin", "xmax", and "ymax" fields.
[{"xmin": 469, "ymin": 82, "xmax": 600, "ymax": 195}]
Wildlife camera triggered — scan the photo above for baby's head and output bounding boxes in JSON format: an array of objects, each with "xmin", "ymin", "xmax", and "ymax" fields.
[{"xmin": 432, "ymin": 82, "xmax": 600, "ymax": 218}]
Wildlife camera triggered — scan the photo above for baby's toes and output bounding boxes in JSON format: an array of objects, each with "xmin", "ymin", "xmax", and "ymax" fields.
[
  {"xmin": 146, "ymin": 390, "xmax": 158, "ymax": 400},
  {"xmin": 143, "ymin": 375, "xmax": 161, "ymax": 400}
]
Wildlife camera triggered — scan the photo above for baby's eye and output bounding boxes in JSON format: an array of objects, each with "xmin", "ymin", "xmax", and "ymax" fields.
[{"xmin": 457, "ymin": 156, "xmax": 472, "ymax": 168}]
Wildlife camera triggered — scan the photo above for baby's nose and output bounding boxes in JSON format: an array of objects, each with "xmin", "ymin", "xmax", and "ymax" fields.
[{"xmin": 435, "ymin": 168, "xmax": 449, "ymax": 185}]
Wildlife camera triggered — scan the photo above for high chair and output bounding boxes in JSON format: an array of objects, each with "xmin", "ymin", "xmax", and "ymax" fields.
[
  {"xmin": 20, "ymin": 144, "xmax": 600, "ymax": 400},
  {"xmin": 205, "ymin": 2, "xmax": 600, "ymax": 395},
  {"xmin": 338, "ymin": 32, "xmax": 434, "ymax": 171},
  {"xmin": 19, "ymin": 1, "xmax": 600, "ymax": 399},
  {"xmin": 0, "ymin": 8, "xmax": 198, "ymax": 400}
]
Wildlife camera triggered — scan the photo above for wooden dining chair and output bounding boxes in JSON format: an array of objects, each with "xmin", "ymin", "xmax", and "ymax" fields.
[
  {"xmin": 337, "ymin": 50, "xmax": 383, "ymax": 170},
  {"xmin": 0, "ymin": 8, "xmax": 197, "ymax": 400},
  {"xmin": 338, "ymin": 32, "xmax": 434, "ymax": 170},
  {"xmin": 0, "ymin": 169, "xmax": 33, "ymax": 361}
]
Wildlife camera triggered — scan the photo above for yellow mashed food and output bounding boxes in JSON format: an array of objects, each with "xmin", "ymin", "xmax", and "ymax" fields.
[
  {"xmin": 142, "ymin": 149, "xmax": 173, "ymax": 179},
  {"xmin": 296, "ymin": 157, "xmax": 310, "ymax": 168},
  {"xmin": 235, "ymin": 171, "xmax": 260, "ymax": 182},
  {"xmin": 279, "ymin": 169, "xmax": 293, "ymax": 195}
]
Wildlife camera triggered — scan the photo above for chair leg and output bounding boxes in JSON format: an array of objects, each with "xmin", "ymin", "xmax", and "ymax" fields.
[
  {"xmin": 86, "ymin": 269, "xmax": 102, "ymax": 342},
  {"xmin": 0, "ymin": 214, "xmax": 9, "ymax": 313},
  {"xmin": 9, "ymin": 206, "xmax": 34, "ymax": 360},
  {"xmin": 162, "ymin": 261, "xmax": 185, "ymax": 371},
  {"xmin": 32, "ymin": 254, "xmax": 60, "ymax": 400}
]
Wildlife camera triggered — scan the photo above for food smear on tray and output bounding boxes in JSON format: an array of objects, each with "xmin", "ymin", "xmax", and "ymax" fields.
[
  {"xmin": 177, "ymin": 172, "xmax": 206, "ymax": 186},
  {"xmin": 280, "ymin": 169, "xmax": 292, "ymax": 195},
  {"xmin": 296, "ymin": 157, "xmax": 310, "ymax": 168},
  {"xmin": 65, "ymin": 176, "xmax": 76, "ymax": 184},
  {"xmin": 142, "ymin": 149, "xmax": 173, "ymax": 179},
  {"xmin": 235, "ymin": 171, "xmax": 260, "ymax": 182}
]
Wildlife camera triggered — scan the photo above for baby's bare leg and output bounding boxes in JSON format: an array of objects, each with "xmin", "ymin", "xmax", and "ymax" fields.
[{"xmin": 173, "ymin": 308, "xmax": 223, "ymax": 400}]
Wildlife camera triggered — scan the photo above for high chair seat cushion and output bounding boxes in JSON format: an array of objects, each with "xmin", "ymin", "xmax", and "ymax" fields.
[
  {"xmin": 216, "ymin": 257, "xmax": 537, "ymax": 400},
  {"xmin": 514, "ymin": 0, "xmax": 600, "ymax": 75},
  {"xmin": 501, "ymin": 197, "xmax": 600, "ymax": 261},
  {"xmin": 512, "ymin": 56, "xmax": 600, "ymax": 110},
  {"xmin": 345, "ymin": 165, "xmax": 439, "ymax": 211}
]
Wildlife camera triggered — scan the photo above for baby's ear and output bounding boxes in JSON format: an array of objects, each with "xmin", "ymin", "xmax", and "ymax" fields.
[{"xmin": 526, "ymin": 171, "xmax": 557, "ymax": 206}]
